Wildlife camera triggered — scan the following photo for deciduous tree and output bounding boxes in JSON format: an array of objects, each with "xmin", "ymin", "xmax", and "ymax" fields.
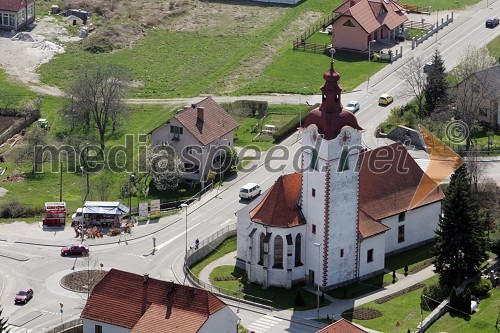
[{"xmin": 397, "ymin": 57, "xmax": 427, "ymax": 119}]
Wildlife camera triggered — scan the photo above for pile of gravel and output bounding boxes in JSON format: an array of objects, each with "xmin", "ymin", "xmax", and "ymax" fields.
[
  {"xmin": 34, "ymin": 41, "xmax": 64, "ymax": 52},
  {"xmin": 11, "ymin": 32, "xmax": 35, "ymax": 42}
]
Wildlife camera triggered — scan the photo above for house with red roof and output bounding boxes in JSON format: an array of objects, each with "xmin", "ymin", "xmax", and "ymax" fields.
[
  {"xmin": 331, "ymin": 0, "xmax": 408, "ymax": 51},
  {"xmin": 236, "ymin": 60, "xmax": 444, "ymax": 289},
  {"xmin": 81, "ymin": 269, "xmax": 239, "ymax": 333},
  {"xmin": 0, "ymin": 0, "xmax": 35, "ymax": 31},
  {"xmin": 317, "ymin": 318, "xmax": 368, "ymax": 333},
  {"xmin": 151, "ymin": 97, "xmax": 239, "ymax": 186}
]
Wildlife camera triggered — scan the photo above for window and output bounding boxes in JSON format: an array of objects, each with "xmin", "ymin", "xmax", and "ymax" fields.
[
  {"xmin": 18, "ymin": 9, "xmax": 26, "ymax": 23},
  {"xmin": 398, "ymin": 212, "xmax": 406, "ymax": 222},
  {"xmin": 367, "ymin": 249, "xmax": 374, "ymax": 263},
  {"xmin": 343, "ymin": 19, "xmax": 355, "ymax": 27},
  {"xmin": 186, "ymin": 146, "xmax": 195, "ymax": 154},
  {"xmin": 312, "ymin": 188, "xmax": 316, "ymax": 197},
  {"xmin": 398, "ymin": 225, "xmax": 405, "ymax": 243},
  {"xmin": 95, "ymin": 325, "xmax": 103, "ymax": 333},
  {"xmin": 310, "ymin": 149, "xmax": 318, "ymax": 171},
  {"xmin": 338, "ymin": 148, "xmax": 349, "ymax": 172},
  {"xmin": 295, "ymin": 234, "xmax": 302, "ymax": 267},
  {"xmin": 1, "ymin": 13, "xmax": 15, "ymax": 27},
  {"xmin": 258, "ymin": 233, "xmax": 265, "ymax": 265},
  {"xmin": 312, "ymin": 224, "xmax": 316, "ymax": 234},
  {"xmin": 27, "ymin": 4, "xmax": 34, "ymax": 19},
  {"xmin": 184, "ymin": 163, "xmax": 199, "ymax": 174},
  {"xmin": 472, "ymin": 83, "xmax": 480, "ymax": 93},
  {"xmin": 170, "ymin": 125, "xmax": 183, "ymax": 140},
  {"xmin": 273, "ymin": 236, "xmax": 283, "ymax": 269},
  {"xmin": 340, "ymin": 249, "xmax": 344, "ymax": 258}
]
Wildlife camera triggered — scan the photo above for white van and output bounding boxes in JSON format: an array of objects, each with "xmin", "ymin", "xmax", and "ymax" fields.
[{"xmin": 239, "ymin": 183, "xmax": 261, "ymax": 200}]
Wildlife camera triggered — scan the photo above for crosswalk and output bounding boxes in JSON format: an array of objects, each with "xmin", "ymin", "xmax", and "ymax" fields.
[
  {"xmin": 6, "ymin": 325, "xmax": 33, "ymax": 333},
  {"xmin": 247, "ymin": 315, "xmax": 283, "ymax": 333}
]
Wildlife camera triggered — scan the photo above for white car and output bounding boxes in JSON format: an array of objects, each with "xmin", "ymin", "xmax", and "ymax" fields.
[
  {"xmin": 239, "ymin": 183, "xmax": 261, "ymax": 200},
  {"xmin": 345, "ymin": 101, "xmax": 360, "ymax": 113}
]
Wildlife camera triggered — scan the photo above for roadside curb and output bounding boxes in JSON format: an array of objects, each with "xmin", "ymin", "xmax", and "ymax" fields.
[{"xmin": 0, "ymin": 249, "xmax": 29, "ymax": 261}]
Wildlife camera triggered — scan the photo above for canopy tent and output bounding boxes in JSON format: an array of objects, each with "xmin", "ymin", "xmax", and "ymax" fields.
[{"xmin": 82, "ymin": 201, "xmax": 130, "ymax": 216}]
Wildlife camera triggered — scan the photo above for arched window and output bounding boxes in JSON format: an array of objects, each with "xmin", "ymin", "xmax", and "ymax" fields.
[
  {"xmin": 258, "ymin": 233, "xmax": 265, "ymax": 265},
  {"xmin": 273, "ymin": 235, "xmax": 283, "ymax": 269},
  {"xmin": 338, "ymin": 148, "xmax": 349, "ymax": 172},
  {"xmin": 295, "ymin": 234, "xmax": 303, "ymax": 267}
]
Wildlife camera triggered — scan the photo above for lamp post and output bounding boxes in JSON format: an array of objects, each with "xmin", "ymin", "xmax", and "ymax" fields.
[
  {"xmin": 314, "ymin": 242, "xmax": 322, "ymax": 320},
  {"xmin": 367, "ymin": 40, "xmax": 376, "ymax": 92},
  {"xmin": 215, "ymin": 139, "xmax": 228, "ymax": 197},
  {"xmin": 129, "ymin": 173, "xmax": 135, "ymax": 218},
  {"xmin": 435, "ymin": 8, "xmax": 439, "ymax": 43},
  {"xmin": 80, "ymin": 166, "xmax": 85, "ymax": 241},
  {"xmin": 180, "ymin": 203, "xmax": 188, "ymax": 261}
]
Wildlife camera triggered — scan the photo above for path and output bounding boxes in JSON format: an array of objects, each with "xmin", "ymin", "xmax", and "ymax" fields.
[{"xmin": 198, "ymin": 251, "xmax": 238, "ymax": 284}]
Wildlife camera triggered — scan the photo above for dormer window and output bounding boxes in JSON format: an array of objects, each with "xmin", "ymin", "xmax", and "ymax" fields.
[
  {"xmin": 343, "ymin": 19, "xmax": 355, "ymax": 27},
  {"xmin": 170, "ymin": 125, "xmax": 183, "ymax": 140}
]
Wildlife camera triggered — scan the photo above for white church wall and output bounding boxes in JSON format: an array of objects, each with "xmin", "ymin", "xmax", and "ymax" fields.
[
  {"xmin": 383, "ymin": 201, "xmax": 441, "ymax": 254},
  {"xmin": 359, "ymin": 234, "xmax": 386, "ymax": 278}
]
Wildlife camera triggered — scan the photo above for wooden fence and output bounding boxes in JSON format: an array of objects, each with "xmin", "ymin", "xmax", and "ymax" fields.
[
  {"xmin": 401, "ymin": 4, "xmax": 432, "ymax": 14},
  {"xmin": 292, "ymin": 41, "xmax": 331, "ymax": 53},
  {"xmin": 293, "ymin": 12, "xmax": 339, "ymax": 50},
  {"xmin": 406, "ymin": 20, "xmax": 434, "ymax": 30}
]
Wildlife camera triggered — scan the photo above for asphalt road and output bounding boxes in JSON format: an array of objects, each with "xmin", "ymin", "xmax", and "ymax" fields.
[{"xmin": 1, "ymin": 1, "xmax": 500, "ymax": 332}]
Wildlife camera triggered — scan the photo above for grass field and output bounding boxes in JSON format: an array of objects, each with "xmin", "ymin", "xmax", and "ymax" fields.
[
  {"xmin": 327, "ymin": 273, "xmax": 396, "ymax": 299},
  {"xmin": 189, "ymin": 235, "xmax": 237, "ymax": 278},
  {"xmin": 401, "ymin": 0, "xmax": 481, "ymax": 10},
  {"xmin": 486, "ymin": 34, "xmax": 500, "ymax": 59},
  {"xmin": 385, "ymin": 242, "xmax": 435, "ymax": 275}
]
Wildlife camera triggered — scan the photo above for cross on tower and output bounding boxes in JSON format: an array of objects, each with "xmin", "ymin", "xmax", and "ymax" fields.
[{"xmin": 329, "ymin": 47, "xmax": 336, "ymax": 69}]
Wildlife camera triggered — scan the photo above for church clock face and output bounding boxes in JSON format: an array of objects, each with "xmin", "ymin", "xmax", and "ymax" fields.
[{"xmin": 339, "ymin": 130, "xmax": 351, "ymax": 146}]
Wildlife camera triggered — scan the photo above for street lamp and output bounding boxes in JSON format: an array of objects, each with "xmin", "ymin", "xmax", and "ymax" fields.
[
  {"xmin": 367, "ymin": 40, "xmax": 376, "ymax": 92},
  {"xmin": 435, "ymin": 7, "xmax": 439, "ymax": 43},
  {"xmin": 215, "ymin": 139, "xmax": 228, "ymax": 197},
  {"xmin": 80, "ymin": 166, "xmax": 85, "ymax": 241},
  {"xmin": 314, "ymin": 242, "xmax": 322, "ymax": 320},
  {"xmin": 128, "ymin": 173, "xmax": 135, "ymax": 218},
  {"xmin": 180, "ymin": 203, "xmax": 188, "ymax": 260}
]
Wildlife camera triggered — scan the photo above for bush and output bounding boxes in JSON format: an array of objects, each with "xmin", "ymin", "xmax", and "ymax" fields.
[
  {"xmin": 223, "ymin": 100, "xmax": 268, "ymax": 119},
  {"xmin": 294, "ymin": 290, "xmax": 305, "ymax": 306},
  {"xmin": 272, "ymin": 112, "xmax": 309, "ymax": 143},
  {"xmin": 469, "ymin": 278, "xmax": 492, "ymax": 297},
  {"xmin": 421, "ymin": 282, "xmax": 450, "ymax": 311},
  {"xmin": 0, "ymin": 200, "xmax": 44, "ymax": 218}
]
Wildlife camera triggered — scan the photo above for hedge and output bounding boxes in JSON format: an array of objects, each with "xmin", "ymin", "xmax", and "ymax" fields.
[{"xmin": 272, "ymin": 104, "xmax": 317, "ymax": 142}]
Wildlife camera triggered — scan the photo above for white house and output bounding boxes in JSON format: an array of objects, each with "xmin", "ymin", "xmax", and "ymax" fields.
[
  {"xmin": 81, "ymin": 269, "xmax": 239, "ymax": 333},
  {"xmin": 150, "ymin": 97, "xmax": 239, "ymax": 186},
  {"xmin": 237, "ymin": 62, "xmax": 444, "ymax": 290}
]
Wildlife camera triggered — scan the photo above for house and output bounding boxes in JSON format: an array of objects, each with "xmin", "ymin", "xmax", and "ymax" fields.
[
  {"xmin": 64, "ymin": 9, "xmax": 90, "ymax": 24},
  {"xmin": 331, "ymin": 0, "xmax": 408, "ymax": 51},
  {"xmin": 317, "ymin": 318, "xmax": 368, "ymax": 333},
  {"xmin": 455, "ymin": 64, "xmax": 500, "ymax": 127},
  {"xmin": 151, "ymin": 97, "xmax": 239, "ymax": 186},
  {"xmin": 236, "ymin": 61, "xmax": 444, "ymax": 289},
  {"xmin": 0, "ymin": 0, "xmax": 35, "ymax": 31},
  {"xmin": 81, "ymin": 269, "xmax": 239, "ymax": 333}
]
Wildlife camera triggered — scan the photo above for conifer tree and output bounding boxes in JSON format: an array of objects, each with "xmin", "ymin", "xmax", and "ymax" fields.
[
  {"xmin": 433, "ymin": 165, "xmax": 487, "ymax": 286},
  {"xmin": 424, "ymin": 49, "xmax": 448, "ymax": 115},
  {"xmin": 0, "ymin": 306, "xmax": 10, "ymax": 333}
]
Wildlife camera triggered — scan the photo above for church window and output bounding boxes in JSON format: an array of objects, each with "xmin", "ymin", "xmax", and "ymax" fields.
[
  {"xmin": 398, "ymin": 225, "xmax": 405, "ymax": 243},
  {"xmin": 398, "ymin": 212, "xmax": 406, "ymax": 222},
  {"xmin": 367, "ymin": 249, "xmax": 374, "ymax": 263},
  {"xmin": 295, "ymin": 234, "xmax": 303, "ymax": 267},
  {"xmin": 258, "ymin": 233, "xmax": 265, "ymax": 265},
  {"xmin": 273, "ymin": 236, "xmax": 283, "ymax": 269},
  {"xmin": 312, "ymin": 224, "xmax": 317, "ymax": 234},
  {"xmin": 338, "ymin": 148, "xmax": 349, "ymax": 172},
  {"xmin": 312, "ymin": 188, "xmax": 316, "ymax": 197},
  {"xmin": 340, "ymin": 249, "xmax": 344, "ymax": 258},
  {"xmin": 343, "ymin": 19, "xmax": 355, "ymax": 27},
  {"xmin": 310, "ymin": 149, "xmax": 318, "ymax": 171}
]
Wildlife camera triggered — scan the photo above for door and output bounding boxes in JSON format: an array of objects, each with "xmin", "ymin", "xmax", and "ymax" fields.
[{"xmin": 309, "ymin": 269, "xmax": 315, "ymax": 286}]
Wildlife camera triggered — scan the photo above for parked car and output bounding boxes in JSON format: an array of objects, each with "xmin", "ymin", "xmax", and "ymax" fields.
[
  {"xmin": 486, "ymin": 17, "xmax": 499, "ymax": 28},
  {"xmin": 423, "ymin": 61, "xmax": 433, "ymax": 73},
  {"xmin": 345, "ymin": 101, "xmax": 360, "ymax": 113},
  {"xmin": 239, "ymin": 183, "xmax": 261, "ymax": 200},
  {"xmin": 378, "ymin": 94, "xmax": 394, "ymax": 105},
  {"xmin": 61, "ymin": 243, "xmax": 89, "ymax": 256},
  {"xmin": 15, "ymin": 288, "xmax": 33, "ymax": 304}
]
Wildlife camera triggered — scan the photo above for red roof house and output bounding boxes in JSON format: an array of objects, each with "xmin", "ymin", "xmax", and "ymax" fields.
[
  {"xmin": 317, "ymin": 318, "xmax": 368, "ymax": 333},
  {"xmin": 0, "ymin": 0, "xmax": 35, "ymax": 30},
  {"xmin": 81, "ymin": 269, "xmax": 239, "ymax": 333},
  {"xmin": 331, "ymin": 0, "xmax": 408, "ymax": 51}
]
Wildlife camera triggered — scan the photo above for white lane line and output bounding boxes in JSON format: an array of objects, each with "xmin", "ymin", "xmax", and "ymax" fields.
[
  {"xmin": 156, "ymin": 223, "xmax": 201, "ymax": 250},
  {"xmin": 220, "ymin": 218, "xmax": 233, "ymax": 227}
]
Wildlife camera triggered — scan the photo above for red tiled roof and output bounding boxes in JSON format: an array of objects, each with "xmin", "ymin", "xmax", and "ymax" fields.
[
  {"xmin": 358, "ymin": 209, "xmax": 389, "ymax": 239},
  {"xmin": 250, "ymin": 173, "xmax": 305, "ymax": 228},
  {"xmin": 175, "ymin": 97, "xmax": 239, "ymax": 146},
  {"xmin": 359, "ymin": 142, "xmax": 445, "ymax": 222},
  {"xmin": 81, "ymin": 269, "xmax": 226, "ymax": 331},
  {"xmin": 0, "ymin": 0, "xmax": 33, "ymax": 12},
  {"xmin": 317, "ymin": 318, "xmax": 368, "ymax": 333}
]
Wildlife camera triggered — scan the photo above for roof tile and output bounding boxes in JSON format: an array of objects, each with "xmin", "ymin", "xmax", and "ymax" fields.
[
  {"xmin": 0, "ymin": 0, "xmax": 33, "ymax": 12},
  {"xmin": 317, "ymin": 318, "xmax": 368, "ymax": 333}
]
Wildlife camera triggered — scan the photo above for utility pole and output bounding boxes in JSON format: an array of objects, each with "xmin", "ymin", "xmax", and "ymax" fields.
[{"xmin": 59, "ymin": 161, "xmax": 63, "ymax": 202}]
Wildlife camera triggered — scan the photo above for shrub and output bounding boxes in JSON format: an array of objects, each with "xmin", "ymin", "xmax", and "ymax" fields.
[
  {"xmin": 0, "ymin": 200, "xmax": 43, "ymax": 218},
  {"xmin": 272, "ymin": 112, "xmax": 309, "ymax": 143},
  {"xmin": 469, "ymin": 278, "xmax": 492, "ymax": 297},
  {"xmin": 294, "ymin": 290, "xmax": 305, "ymax": 306},
  {"xmin": 421, "ymin": 282, "xmax": 450, "ymax": 311}
]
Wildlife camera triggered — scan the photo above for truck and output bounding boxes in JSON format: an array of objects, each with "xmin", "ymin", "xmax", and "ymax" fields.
[{"xmin": 42, "ymin": 202, "xmax": 66, "ymax": 227}]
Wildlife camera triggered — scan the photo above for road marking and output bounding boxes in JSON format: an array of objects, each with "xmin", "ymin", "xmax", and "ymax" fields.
[
  {"xmin": 220, "ymin": 218, "xmax": 233, "ymax": 227},
  {"xmin": 156, "ymin": 223, "xmax": 201, "ymax": 250},
  {"xmin": 247, "ymin": 315, "xmax": 283, "ymax": 333}
]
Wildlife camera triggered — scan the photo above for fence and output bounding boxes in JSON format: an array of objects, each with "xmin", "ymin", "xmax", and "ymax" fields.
[
  {"xmin": 292, "ymin": 41, "xmax": 331, "ymax": 53},
  {"xmin": 401, "ymin": 4, "xmax": 432, "ymax": 14},
  {"xmin": 184, "ymin": 223, "xmax": 273, "ymax": 309},
  {"xmin": 0, "ymin": 109, "xmax": 39, "ymax": 146},
  {"xmin": 293, "ymin": 12, "xmax": 340, "ymax": 49},
  {"xmin": 43, "ymin": 318, "xmax": 82, "ymax": 333},
  {"xmin": 406, "ymin": 20, "xmax": 434, "ymax": 30},
  {"xmin": 412, "ymin": 12, "xmax": 454, "ymax": 49}
]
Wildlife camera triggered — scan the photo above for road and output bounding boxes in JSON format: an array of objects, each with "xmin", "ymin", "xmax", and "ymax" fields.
[{"xmin": 1, "ymin": 0, "xmax": 500, "ymax": 332}]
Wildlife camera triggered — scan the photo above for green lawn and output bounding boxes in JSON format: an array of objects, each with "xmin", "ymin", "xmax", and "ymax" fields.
[
  {"xmin": 487, "ymin": 35, "xmax": 500, "ymax": 58},
  {"xmin": 385, "ymin": 242, "xmax": 435, "ymax": 275},
  {"xmin": 210, "ymin": 265, "xmax": 331, "ymax": 310},
  {"xmin": 427, "ymin": 289, "xmax": 500, "ymax": 332},
  {"xmin": 189, "ymin": 235, "xmax": 237, "ymax": 278},
  {"xmin": 327, "ymin": 273, "xmax": 396, "ymax": 299},
  {"xmin": 402, "ymin": 0, "xmax": 480, "ymax": 10},
  {"xmin": 344, "ymin": 275, "xmax": 439, "ymax": 333}
]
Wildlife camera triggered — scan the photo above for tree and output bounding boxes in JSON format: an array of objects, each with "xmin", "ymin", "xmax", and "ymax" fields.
[
  {"xmin": 451, "ymin": 45, "xmax": 497, "ymax": 149},
  {"xmin": 68, "ymin": 62, "xmax": 130, "ymax": 151},
  {"xmin": 14, "ymin": 127, "xmax": 48, "ymax": 174},
  {"xmin": 149, "ymin": 143, "xmax": 184, "ymax": 191},
  {"xmin": 424, "ymin": 49, "xmax": 448, "ymax": 115},
  {"xmin": 0, "ymin": 306, "xmax": 10, "ymax": 332},
  {"xmin": 465, "ymin": 147, "xmax": 489, "ymax": 193},
  {"xmin": 397, "ymin": 57, "xmax": 427, "ymax": 119},
  {"xmin": 434, "ymin": 165, "xmax": 487, "ymax": 286}
]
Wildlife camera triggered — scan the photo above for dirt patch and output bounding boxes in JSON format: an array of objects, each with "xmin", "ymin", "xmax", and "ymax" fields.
[
  {"xmin": 0, "ymin": 187, "xmax": 7, "ymax": 197},
  {"xmin": 61, "ymin": 269, "xmax": 107, "ymax": 293},
  {"xmin": 352, "ymin": 307, "xmax": 382, "ymax": 320},
  {"xmin": 0, "ymin": 117, "xmax": 17, "ymax": 134}
]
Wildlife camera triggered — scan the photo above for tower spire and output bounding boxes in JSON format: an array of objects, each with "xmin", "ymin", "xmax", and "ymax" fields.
[{"xmin": 329, "ymin": 47, "xmax": 336, "ymax": 70}]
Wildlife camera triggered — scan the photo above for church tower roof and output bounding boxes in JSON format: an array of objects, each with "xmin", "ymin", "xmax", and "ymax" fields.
[{"xmin": 303, "ymin": 49, "xmax": 363, "ymax": 139}]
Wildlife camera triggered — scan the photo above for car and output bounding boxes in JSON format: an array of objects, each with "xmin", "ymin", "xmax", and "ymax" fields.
[
  {"xmin": 378, "ymin": 94, "xmax": 394, "ymax": 105},
  {"xmin": 345, "ymin": 101, "xmax": 360, "ymax": 113},
  {"xmin": 486, "ymin": 17, "xmax": 499, "ymax": 28},
  {"xmin": 423, "ymin": 61, "xmax": 433, "ymax": 73},
  {"xmin": 239, "ymin": 183, "xmax": 261, "ymax": 200},
  {"xmin": 61, "ymin": 243, "xmax": 89, "ymax": 256},
  {"xmin": 15, "ymin": 288, "xmax": 33, "ymax": 304}
]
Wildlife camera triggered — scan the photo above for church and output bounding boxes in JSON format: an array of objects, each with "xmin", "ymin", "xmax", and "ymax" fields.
[{"xmin": 236, "ymin": 61, "xmax": 445, "ymax": 290}]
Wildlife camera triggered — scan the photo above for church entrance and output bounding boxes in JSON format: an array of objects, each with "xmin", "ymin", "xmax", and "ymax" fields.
[{"xmin": 308, "ymin": 269, "xmax": 315, "ymax": 286}]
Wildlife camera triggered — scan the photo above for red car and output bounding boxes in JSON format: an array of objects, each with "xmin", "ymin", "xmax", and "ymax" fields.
[
  {"xmin": 15, "ymin": 288, "xmax": 33, "ymax": 304},
  {"xmin": 61, "ymin": 243, "xmax": 89, "ymax": 256}
]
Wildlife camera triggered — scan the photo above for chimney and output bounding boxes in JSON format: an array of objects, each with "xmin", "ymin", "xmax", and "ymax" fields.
[
  {"xmin": 141, "ymin": 273, "xmax": 149, "ymax": 315},
  {"xmin": 143, "ymin": 273, "xmax": 149, "ymax": 284},
  {"xmin": 197, "ymin": 107, "xmax": 204, "ymax": 122},
  {"xmin": 349, "ymin": 0, "xmax": 356, "ymax": 7}
]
